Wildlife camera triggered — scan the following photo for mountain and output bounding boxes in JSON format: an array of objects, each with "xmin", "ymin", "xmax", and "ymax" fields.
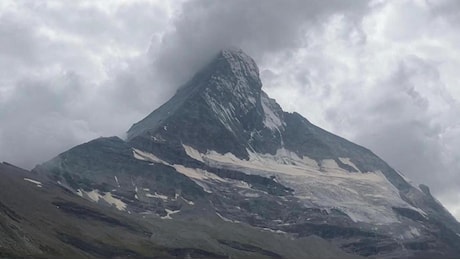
[{"xmin": 5, "ymin": 48, "xmax": 459, "ymax": 258}]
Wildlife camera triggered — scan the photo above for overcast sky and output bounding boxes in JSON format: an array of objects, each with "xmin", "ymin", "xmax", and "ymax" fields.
[{"xmin": 0, "ymin": 0, "xmax": 459, "ymax": 220}]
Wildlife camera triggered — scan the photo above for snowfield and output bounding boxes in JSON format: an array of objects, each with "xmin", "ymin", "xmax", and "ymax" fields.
[
  {"xmin": 181, "ymin": 145, "xmax": 425, "ymax": 224},
  {"xmin": 77, "ymin": 189, "xmax": 127, "ymax": 211},
  {"xmin": 132, "ymin": 144, "xmax": 425, "ymax": 224}
]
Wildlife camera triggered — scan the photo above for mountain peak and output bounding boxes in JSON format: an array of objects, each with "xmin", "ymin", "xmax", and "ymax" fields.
[
  {"xmin": 126, "ymin": 48, "xmax": 263, "ymax": 142},
  {"xmin": 202, "ymin": 48, "xmax": 262, "ymax": 93},
  {"xmin": 217, "ymin": 48, "xmax": 260, "ymax": 85}
]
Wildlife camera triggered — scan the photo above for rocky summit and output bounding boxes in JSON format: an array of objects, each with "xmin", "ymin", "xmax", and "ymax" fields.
[{"xmin": 2, "ymin": 48, "xmax": 460, "ymax": 258}]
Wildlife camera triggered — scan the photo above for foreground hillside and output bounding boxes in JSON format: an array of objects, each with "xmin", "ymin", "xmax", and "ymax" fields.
[{"xmin": 0, "ymin": 162, "xmax": 353, "ymax": 258}]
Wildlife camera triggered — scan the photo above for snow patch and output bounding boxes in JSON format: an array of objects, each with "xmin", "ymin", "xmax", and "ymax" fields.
[
  {"xmin": 161, "ymin": 209, "xmax": 180, "ymax": 220},
  {"xmin": 86, "ymin": 190, "xmax": 101, "ymax": 202},
  {"xmin": 24, "ymin": 178, "xmax": 42, "ymax": 187},
  {"xmin": 234, "ymin": 180, "xmax": 251, "ymax": 189},
  {"xmin": 183, "ymin": 144, "xmax": 204, "ymax": 162},
  {"xmin": 114, "ymin": 176, "xmax": 120, "ymax": 187},
  {"xmin": 133, "ymin": 148, "xmax": 166, "ymax": 164},
  {"xmin": 404, "ymin": 226, "xmax": 421, "ymax": 239},
  {"xmin": 102, "ymin": 192, "xmax": 127, "ymax": 211},
  {"xmin": 338, "ymin": 158, "xmax": 360, "ymax": 172},
  {"xmin": 194, "ymin": 181, "xmax": 213, "ymax": 193},
  {"xmin": 216, "ymin": 212, "xmax": 240, "ymax": 223},
  {"xmin": 133, "ymin": 148, "xmax": 214, "ymax": 194},
  {"xmin": 173, "ymin": 165, "xmax": 225, "ymax": 182},
  {"xmin": 262, "ymin": 227, "xmax": 287, "ymax": 234},
  {"xmin": 261, "ymin": 93, "xmax": 283, "ymax": 131},
  {"xmin": 194, "ymin": 148, "xmax": 422, "ymax": 224},
  {"xmin": 321, "ymin": 159, "xmax": 350, "ymax": 174},
  {"xmin": 181, "ymin": 197, "xmax": 195, "ymax": 205},
  {"xmin": 146, "ymin": 192, "xmax": 168, "ymax": 200},
  {"xmin": 80, "ymin": 189, "xmax": 127, "ymax": 211},
  {"xmin": 152, "ymin": 134, "xmax": 166, "ymax": 143},
  {"xmin": 132, "ymin": 148, "xmax": 275, "ymax": 196}
]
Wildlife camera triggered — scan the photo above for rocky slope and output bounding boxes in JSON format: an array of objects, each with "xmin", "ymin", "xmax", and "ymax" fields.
[{"xmin": 0, "ymin": 161, "xmax": 352, "ymax": 258}]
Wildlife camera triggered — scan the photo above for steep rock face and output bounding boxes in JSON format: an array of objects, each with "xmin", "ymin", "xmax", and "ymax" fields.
[
  {"xmin": 126, "ymin": 49, "xmax": 409, "ymax": 193},
  {"xmin": 127, "ymin": 49, "xmax": 266, "ymax": 160},
  {"xmin": 36, "ymin": 48, "xmax": 460, "ymax": 258}
]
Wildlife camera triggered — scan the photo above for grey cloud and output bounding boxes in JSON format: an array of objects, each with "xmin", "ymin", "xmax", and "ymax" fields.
[
  {"xmin": 152, "ymin": 0, "xmax": 369, "ymax": 88},
  {"xmin": 428, "ymin": 0, "xmax": 460, "ymax": 21},
  {"xmin": 327, "ymin": 55, "xmax": 460, "ymax": 210},
  {"xmin": 0, "ymin": 68, "xmax": 149, "ymax": 169},
  {"xmin": 0, "ymin": 1, "xmax": 172, "ymax": 169},
  {"xmin": 27, "ymin": 1, "xmax": 168, "ymax": 50},
  {"xmin": 0, "ymin": 11, "xmax": 47, "ymax": 76},
  {"xmin": 0, "ymin": 73, "xmax": 91, "ymax": 168}
]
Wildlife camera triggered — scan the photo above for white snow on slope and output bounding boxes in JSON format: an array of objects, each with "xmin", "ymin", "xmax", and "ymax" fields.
[
  {"xmin": 173, "ymin": 165, "xmax": 225, "ymax": 182},
  {"xmin": 24, "ymin": 178, "xmax": 42, "ymax": 188},
  {"xmin": 102, "ymin": 192, "xmax": 127, "ymax": 211},
  {"xmin": 114, "ymin": 176, "xmax": 120, "ymax": 187},
  {"xmin": 261, "ymin": 93, "xmax": 283, "ymax": 131},
  {"xmin": 133, "ymin": 146, "xmax": 424, "ymax": 224},
  {"xmin": 183, "ymin": 144, "xmax": 204, "ymax": 162},
  {"xmin": 133, "ymin": 148, "xmax": 251, "ymax": 195},
  {"xmin": 133, "ymin": 148, "xmax": 214, "ymax": 192},
  {"xmin": 161, "ymin": 209, "xmax": 180, "ymax": 220},
  {"xmin": 77, "ymin": 189, "xmax": 127, "ymax": 211},
  {"xmin": 133, "ymin": 148, "xmax": 164, "ymax": 164},
  {"xmin": 338, "ymin": 157, "xmax": 359, "ymax": 172},
  {"xmin": 216, "ymin": 212, "xmax": 240, "ymax": 223},
  {"xmin": 405, "ymin": 226, "xmax": 421, "ymax": 239},
  {"xmin": 181, "ymin": 197, "xmax": 195, "ymax": 205},
  {"xmin": 146, "ymin": 192, "xmax": 168, "ymax": 200},
  {"xmin": 188, "ymin": 147, "xmax": 423, "ymax": 224},
  {"xmin": 320, "ymin": 159, "xmax": 350, "ymax": 174},
  {"xmin": 262, "ymin": 227, "xmax": 287, "ymax": 234}
]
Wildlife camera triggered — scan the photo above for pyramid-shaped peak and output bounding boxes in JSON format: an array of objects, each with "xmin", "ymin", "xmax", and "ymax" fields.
[
  {"xmin": 215, "ymin": 48, "xmax": 261, "ymax": 87},
  {"xmin": 127, "ymin": 48, "xmax": 264, "ymax": 142},
  {"xmin": 220, "ymin": 48, "xmax": 258, "ymax": 69}
]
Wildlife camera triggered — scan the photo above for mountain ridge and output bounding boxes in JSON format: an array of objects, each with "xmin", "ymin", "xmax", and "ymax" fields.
[{"xmin": 14, "ymin": 48, "xmax": 460, "ymax": 257}]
